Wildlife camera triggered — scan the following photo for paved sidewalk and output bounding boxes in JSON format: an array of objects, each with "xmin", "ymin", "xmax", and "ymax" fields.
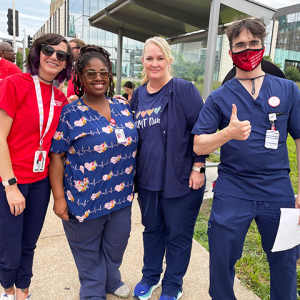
[{"xmin": 30, "ymin": 167, "xmax": 260, "ymax": 300}]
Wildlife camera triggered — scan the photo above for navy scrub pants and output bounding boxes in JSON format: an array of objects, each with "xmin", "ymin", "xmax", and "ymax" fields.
[
  {"xmin": 62, "ymin": 205, "xmax": 132, "ymax": 300},
  {"xmin": 208, "ymin": 193, "xmax": 300, "ymax": 300},
  {"xmin": 137, "ymin": 185, "xmax": 205, "ymax": 298},
  {"xmin": 0, "ymin": 177, "xmax": 50, "ymax": 290}
]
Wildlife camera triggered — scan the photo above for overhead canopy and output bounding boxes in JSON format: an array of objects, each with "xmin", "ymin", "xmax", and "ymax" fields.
[
  {"xmin": 89, "ymin": 0, "xmax": 275, "ymax": 43},
  {"xmin": 89, "ymin": 0, "xmax": 276, "ymax": 97}
]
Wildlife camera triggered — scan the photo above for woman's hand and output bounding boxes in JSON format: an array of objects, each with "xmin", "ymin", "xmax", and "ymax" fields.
[
  {"xmin": 189, "ymin": 170, "xmax": 205, "ymax": 190},
  {"xmin": 114, "ymin": 95, "xmax": 127, "ymax": 101},
  {"xmin": 53, "ymin": 197, "xmax": 69, "ymax": 221},
  {"xmin": 5, "ymin": 185, "xmax": 26, "ymax": 216}
]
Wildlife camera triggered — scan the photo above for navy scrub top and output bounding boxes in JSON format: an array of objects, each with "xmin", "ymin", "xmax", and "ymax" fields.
[{"xmin": 192, "ymin": 74, "xmax": 300, "ymax": 202}]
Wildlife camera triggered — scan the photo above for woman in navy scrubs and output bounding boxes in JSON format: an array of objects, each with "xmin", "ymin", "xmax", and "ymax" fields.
[{"xmin": 131, "ymin": 37, "xmax": 206, "ymax": 300}]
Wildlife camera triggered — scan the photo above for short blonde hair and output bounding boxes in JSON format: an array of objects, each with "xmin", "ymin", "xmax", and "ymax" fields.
[{"xmin": 141, "ymin": 36, "xmax": 173, "ymax": 85}]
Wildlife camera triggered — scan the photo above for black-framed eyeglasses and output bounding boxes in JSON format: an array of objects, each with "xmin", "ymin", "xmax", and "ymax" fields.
[
  {"xmin": 41, "ymin": 44, "xmax": 69, "ymax": 62},
  {"xmin": 231, "ymin": 41, "xmax": 264, "ymax": 51},
  {"xmin": 83, "ymin": 70, "xmax": 110, "ymax": 80},
  {"xmin": 2, "ymin": 49, "xmax": 14, "ymax": 53}
]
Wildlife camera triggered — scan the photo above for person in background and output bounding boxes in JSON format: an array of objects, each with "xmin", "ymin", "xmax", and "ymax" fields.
[
  {"xmin": 192, "ymin": 18, "xmax": 300, "ymax": 300},
  {"xmin": 122, "ymin": 81, "xmax": 135, "ymax": 104},
  {"xmin": 0, "ymin": 33, "xmax": 72, "ymax": 300},
  {"xmin": 49, "ymin": 45, "xmax": 138, "ymax": 300},
  {"xmin": 0, "ymin": 42, "xmax": 16, "ymax": 63},
  {"xmin": 67, "ymin": 38, "xmax": 86, "ymax": 103},
  {"xmin": 0, "ymin": 42, "xmax": 21, "ymax": 82},
  {"xmin": 131, "ymin": 37, "xmax": 206, "ymax": 300}
]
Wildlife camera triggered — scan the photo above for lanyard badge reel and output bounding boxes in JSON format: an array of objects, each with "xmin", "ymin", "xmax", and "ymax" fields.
[
  {"xmin": 265, "ymin": 113, "xmax": 279, "ymax": 150},
  {"xmin": 110, "ymin": 118, "xmax": 127, "ymax": 144},
  {"xmin": 32, "ymin": 75, "xmax": 55, "ymax": 172}
]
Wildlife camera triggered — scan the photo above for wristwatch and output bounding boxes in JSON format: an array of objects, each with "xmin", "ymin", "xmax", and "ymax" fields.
[
  {"xmin": 2, "ymin": 177, "xmax": 17, "ymax": 187},
  {"xmin": 192, "ymin": 166, "xmax": 205, "ymax": 174}
]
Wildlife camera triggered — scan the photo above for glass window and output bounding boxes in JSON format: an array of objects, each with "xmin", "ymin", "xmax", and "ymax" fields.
[
  {"xmin": 98, "ymin": 29, "xmax": 105, "ymax": 47},
  {"xmin": 112, "ymin": 33, "xmax": 118, "ymax": 48},
  {"xmin": 83, "ymin": 25, "xmax": 90, "ymax": 42},
  {"xmin": 90, "ymin": 0, "xmax": 98, "ymax": 16},
  {"xmin": 105, "ymin": 31, "xmax": 113, "ymax": 47},
  {"xmin": 98, "ymin": 0, "xmax": 106, "ymax": 11},
  {"xmin": 84, "ymin": 0, "xmax": 90, "ymax": 15},
  {"xmin": 90, "ymin": 26, "xmax": 98, "ymax": 45},
  {"xmin": 123, "ymin": 48, "xmax": 130, "ymax": 61},
  {"xmin": 83, "ymin": 16, "xmax": 89, "ymax": 26}
]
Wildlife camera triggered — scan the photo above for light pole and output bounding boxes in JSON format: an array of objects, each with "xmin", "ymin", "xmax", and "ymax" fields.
[
  {"xmin": 12, "ymin": 0, "xmax": 16, "ymax": 53},
  {"xmin": 23, "ymin": 29, "xmax": 26, "ymax": 73}
]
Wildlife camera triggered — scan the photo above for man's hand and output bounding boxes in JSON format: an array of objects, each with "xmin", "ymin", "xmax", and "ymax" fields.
[
  {"xmin": 189, "ymin": 171, "xmax": 205, "ymax": 190},
  {"xmin": 227, "ymin": 104, "xmax": 251, "ymax": 140}
]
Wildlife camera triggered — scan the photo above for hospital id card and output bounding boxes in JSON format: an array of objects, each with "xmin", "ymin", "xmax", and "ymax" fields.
[
  {"xmin": 265, "ymin": 130, "xmax": 279, "ymax": 150},
  {"xmin": 33, "ymin": 150, "xmax": 47, "ymax": 172},
  {"xmin": 115, "ymin": 128, "xmax": 127, "ymax": 144}
]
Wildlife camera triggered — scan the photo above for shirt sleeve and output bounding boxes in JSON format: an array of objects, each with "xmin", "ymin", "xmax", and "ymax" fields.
[
  {"xmin": 9, "ymin": 64, "xmax": 22, "ymax": 75},
  {"xmin": 178, "ymin": 80, "xmax": 207, "ymax": 163},
  {"xmin": 50, "ymin": 105, "xmax": 72, "ymax": 153},
  {"xmin": 288, "ymin": 82, "xmax": 300, "ymax": 140},
  {"xmin": 0, "ymin": 76, "xmax": 23, "ymax": 119},
  {"xmin": 192, "ymin": 94, "xmax": 222, "ymax": 136}
]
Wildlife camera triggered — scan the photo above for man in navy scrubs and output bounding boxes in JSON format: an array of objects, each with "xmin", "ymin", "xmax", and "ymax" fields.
[{"xmin": 192, "ymin": 18, "xmax": 300, "ymax": 300}]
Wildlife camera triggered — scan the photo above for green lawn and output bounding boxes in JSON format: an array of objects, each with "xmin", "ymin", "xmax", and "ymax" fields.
[{"xmin": 194, "ymin": 135, "xmax": 299, "ymax": 300}]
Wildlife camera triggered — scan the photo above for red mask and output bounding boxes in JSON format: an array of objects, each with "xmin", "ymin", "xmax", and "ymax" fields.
[{"xmin": 231, "ymin": 47, "xmax": 265, "ymax": 72}]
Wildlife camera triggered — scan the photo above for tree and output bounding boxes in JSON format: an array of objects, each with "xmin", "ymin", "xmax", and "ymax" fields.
[
  {"xmin": 16, "ymin": 48, "xmax": 30, "ymax": 70},
  {"xmin": 284, "ymin": 66, "xmax": 300, "ymax": 82},
  {"xmin": 171, "ymin": 50, "xmax": 205, "ymax": 82},
  {"xmin": 263, "ymin": 55, "xmax": 282, "ymax": 69}
]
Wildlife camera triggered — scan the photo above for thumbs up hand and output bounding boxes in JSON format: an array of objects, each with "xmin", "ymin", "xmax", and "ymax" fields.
[{"xmin": 227, "ymin": 104, "xmax": 251, "ymax": 140}]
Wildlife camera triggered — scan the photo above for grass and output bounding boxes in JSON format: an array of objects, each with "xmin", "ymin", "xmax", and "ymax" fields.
[{"xmin": 194, "ymin": 135, "xmax": 299, "ymax": 300}]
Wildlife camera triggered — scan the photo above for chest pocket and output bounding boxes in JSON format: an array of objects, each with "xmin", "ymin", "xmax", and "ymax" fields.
[{"xmin": 275, "ymin": 114, "xmax": 288, "ymax": 143}]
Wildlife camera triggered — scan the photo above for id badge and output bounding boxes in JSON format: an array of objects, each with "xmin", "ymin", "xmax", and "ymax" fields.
[
  {"xmin": 115, "ymin": 128, "xmax": 127, "ymax": 144},
  {"xmin": 33, "ymin": 151, "xmax": 47, "ymax": 172},
  {"xmin": 265, "ymin": 130, "xmax": 279, "ymax": 150}
]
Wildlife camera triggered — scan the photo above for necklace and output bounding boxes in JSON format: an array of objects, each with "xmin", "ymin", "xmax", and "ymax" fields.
[
  {"xmin": 38, "ymin": 74, "xmax": 53, "ymax": 84},
  {"xmin": 235, "ymin": 74, "xmax": 265, "ymax": 95}
]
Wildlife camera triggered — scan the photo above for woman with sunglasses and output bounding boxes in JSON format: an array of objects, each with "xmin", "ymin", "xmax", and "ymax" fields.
[
  {"xmin": 49, "ymin": 45, "xmax": 138, "ymax": 300},
  {"xmin": 0, "ymin": 33, "xmax": 72, "ymax": 300}
]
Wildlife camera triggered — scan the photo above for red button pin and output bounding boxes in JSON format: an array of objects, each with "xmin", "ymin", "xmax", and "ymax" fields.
[{"xmin": 110, "ymin": 118, "xmax": 116, "ymax": 125}]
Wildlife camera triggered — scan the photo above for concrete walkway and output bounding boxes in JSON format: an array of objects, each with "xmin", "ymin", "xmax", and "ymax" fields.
[{"xmin": 30, "ymin": 167, "xmax": 260, "ymax": 300}]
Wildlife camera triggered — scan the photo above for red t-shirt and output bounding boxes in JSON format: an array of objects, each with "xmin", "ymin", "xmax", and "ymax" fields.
[
  {"xmin": 67, "ymin": 72, "xmax": 75, "ymax": 98},
  {"xmin": 0, "ymin": 58, "xmax": 22, "ymax": 82},
  {"xmin": 0, "ymin": 73, "xmax": 68, "ymax": 183}
]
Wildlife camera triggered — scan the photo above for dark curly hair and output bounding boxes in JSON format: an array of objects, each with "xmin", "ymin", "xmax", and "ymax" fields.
[
  {"xmin": 26, "ymin": 33, "xmax": 73, "ymax": 83},
  {"xmin": 74, "ymin": 45, "xmax": 115, "ymax": 99}
]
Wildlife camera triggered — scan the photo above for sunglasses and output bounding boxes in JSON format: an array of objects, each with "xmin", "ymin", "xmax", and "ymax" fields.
[
  {"xmin": 41, "ymin": 44, "xmax": 69, "ymax": 62},
  {"xmin": 84, "ymin": 70, "xmax": 110, "ymax": 80}
]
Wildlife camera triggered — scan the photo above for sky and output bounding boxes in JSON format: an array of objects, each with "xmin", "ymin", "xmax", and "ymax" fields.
[{"xmin": 0, "ymin": 0, "xmax": 299, "ymax": 47}]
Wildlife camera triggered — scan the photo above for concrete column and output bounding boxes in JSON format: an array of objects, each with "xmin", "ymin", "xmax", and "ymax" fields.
[
  {"xmin": 203, "ymin": 0, "xmax": 221, "ymax": 100},
  {"xmin": 116, "ymin": 28, "xmax": 123, "ymax": 95}
]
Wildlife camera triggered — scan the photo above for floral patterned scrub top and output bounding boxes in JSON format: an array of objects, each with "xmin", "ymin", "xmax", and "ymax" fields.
[{"xmin": 51, "ymin": 98, "xmax": 138, "ymax": 222}]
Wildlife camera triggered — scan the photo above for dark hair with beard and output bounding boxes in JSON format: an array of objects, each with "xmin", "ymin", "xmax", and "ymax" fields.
[
  {"xmin": 74, "ymin": 45, "xmax": 115, "ymax": 99},
  {"xmin": 226, "ymin": 18, "xmax": 267, "ymax": 49},
  {"xmin": 26, "ymin": 33, "xmax": 73, "ymax": 83}
]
